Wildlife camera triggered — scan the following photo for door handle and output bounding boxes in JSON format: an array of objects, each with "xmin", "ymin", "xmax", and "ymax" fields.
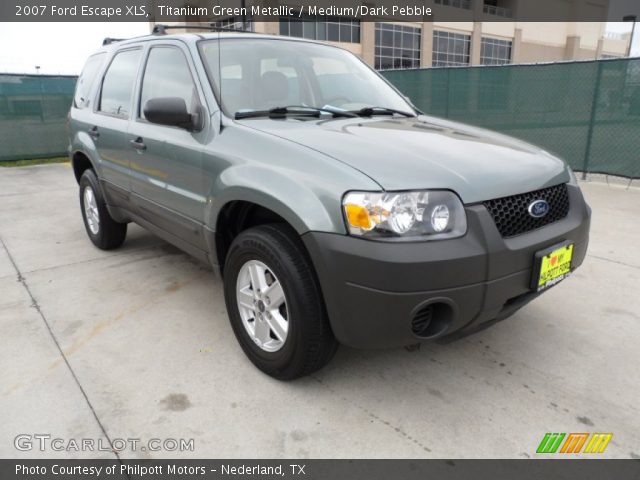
[
  {"xmin": 130, "ymin": 137, "xmax": 146, "ymax": 151},
  {"xmin": 88, "ymin": 126, "xmax": 99, "ymax": 139}
]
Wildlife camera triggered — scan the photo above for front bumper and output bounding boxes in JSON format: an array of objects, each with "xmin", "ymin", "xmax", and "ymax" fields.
[{"xmin": 302, "ymin": 184, "xmax": 591, "ymax": 349}]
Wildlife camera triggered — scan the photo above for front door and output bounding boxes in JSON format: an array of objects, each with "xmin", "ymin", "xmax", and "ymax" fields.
[{"xmin": 127, "ymin": 43, "xmax": 209, "ymax": 250}]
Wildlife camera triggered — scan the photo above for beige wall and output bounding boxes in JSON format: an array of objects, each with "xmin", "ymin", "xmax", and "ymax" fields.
[
  {"xmin": 482, "ymin": 22, "xmax": 516, "ymax": 38},
  {"xmin": 433, "ymin": 22, "xmax": 474, "ymax": 33},
  {"xmin": 254, "ymin": 21, "xmax": 279, "ymax": 35},
  {"xmin": 519, "ymin": 22, "xmax": 577, "ymax": 46},
  {"xmin": 513, "ymin": 41, "xmax": 566, "ymax": 63},
  {"xmin": 600, "ymin": 35, "xmax": 630, "ymax": 57}
]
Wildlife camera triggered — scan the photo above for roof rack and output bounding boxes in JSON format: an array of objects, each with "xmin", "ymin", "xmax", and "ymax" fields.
[
  {"xmin": 152, "ymin": 23, "xmax": 255, "ymax": 35},
  {"xmin": 102, "ymin": 37, "xmax": 125, "ymax": 46}
]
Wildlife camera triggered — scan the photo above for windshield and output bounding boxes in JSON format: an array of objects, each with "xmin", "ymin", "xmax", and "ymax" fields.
[{"xmin": 198, "ymin": 38, "xmax": 414, "ymax": 117}]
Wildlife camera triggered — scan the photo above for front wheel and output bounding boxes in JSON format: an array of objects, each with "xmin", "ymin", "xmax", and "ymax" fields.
[
  {"xmin": 79, "ymin": 169, "xmax": 127, "ymax": 250},
  {"xmin": 223, "ymin": 224, "xmax": 337, "ymax": 380}
]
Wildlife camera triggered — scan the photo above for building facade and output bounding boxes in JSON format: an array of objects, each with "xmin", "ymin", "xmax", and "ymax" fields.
[{"xmin": 154, "ymin": 0, "xmax": 632, "ymax": 70}]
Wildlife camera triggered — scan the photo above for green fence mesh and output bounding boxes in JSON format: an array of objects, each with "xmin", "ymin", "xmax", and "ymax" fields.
[
  {"xmin": 2, "ymin": 62, "xmax": 639, "ymax": 178},
  {"xmin": 0, "ymin": 74, "xmax": 76, "ymax": 161},
  {"xmin": 382, "ymin": 58, "xmax": 640, "ymax": 179}
]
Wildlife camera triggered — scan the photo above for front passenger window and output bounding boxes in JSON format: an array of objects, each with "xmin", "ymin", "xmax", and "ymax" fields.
[{"xmin": 140, "ymin": 47, "xmax": 197, "ymax": 120}]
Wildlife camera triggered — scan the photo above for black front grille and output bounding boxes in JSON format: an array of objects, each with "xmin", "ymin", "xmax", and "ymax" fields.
[{"xmin": 483, "ymin": 183, "xmax": 570, "ymax": 238}]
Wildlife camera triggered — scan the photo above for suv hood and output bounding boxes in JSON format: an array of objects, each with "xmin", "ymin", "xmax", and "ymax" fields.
[{"xmin": 240, "ymin": 115, "xmax": 570, "ymax": 204}]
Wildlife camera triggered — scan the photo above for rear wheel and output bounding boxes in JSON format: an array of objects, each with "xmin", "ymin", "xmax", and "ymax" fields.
[
  {"xmin": 223, "ymin": 224, "xmax": 337, "ymax": 380},
  {"xmin": 79, "ymin": 169, "xmax": 127, "ymax": 250}
]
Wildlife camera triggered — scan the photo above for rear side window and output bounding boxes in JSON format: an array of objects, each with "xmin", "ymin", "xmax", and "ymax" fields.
[
  {"xmin": 74, "ymin": 53, "xmax": 105, "ymax": 109},
  {"xmin": 99, "ymin": 49, "xmax": 141, "ymax": 118},
  {"xmin": 139, "ymin": 47, "xmax": 197, "ymax": 120}
]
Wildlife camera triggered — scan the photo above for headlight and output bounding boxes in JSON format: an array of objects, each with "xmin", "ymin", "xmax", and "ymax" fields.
[{"xmin": 343, "ymin": 190, "xmax": 467, "ymax": 241}]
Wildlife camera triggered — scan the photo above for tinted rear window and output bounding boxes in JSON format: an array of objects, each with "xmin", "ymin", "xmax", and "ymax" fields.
[{"xmin": 74, "ymin": 53, "xmax": 105, "ymax": 109}]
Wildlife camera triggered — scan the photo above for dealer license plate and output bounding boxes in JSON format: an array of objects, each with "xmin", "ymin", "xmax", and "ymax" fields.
[{"xmin": 533, "ymin": 243, "xmax": 574, "ymax": 292}]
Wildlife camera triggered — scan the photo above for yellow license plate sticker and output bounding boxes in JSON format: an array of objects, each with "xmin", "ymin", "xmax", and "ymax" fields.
[{"xmin": 538, "ymin": 244, "xmax": 574, "ymax": 291}]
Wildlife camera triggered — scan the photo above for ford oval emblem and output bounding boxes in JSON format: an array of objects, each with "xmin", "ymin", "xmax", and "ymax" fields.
[{"xmin": 528, "ymin": 199, "xmax": 550, "ymax": 218}]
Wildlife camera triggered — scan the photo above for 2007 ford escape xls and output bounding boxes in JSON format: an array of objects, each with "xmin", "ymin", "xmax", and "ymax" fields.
[{"xmin": 68, "ymin": 27, "xmax": 591, "ymax": 379}]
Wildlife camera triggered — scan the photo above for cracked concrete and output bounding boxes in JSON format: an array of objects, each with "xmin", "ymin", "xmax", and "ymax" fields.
[{"xmin": 1, "ymin": 163, "xmax": 639, "ymax": 459}]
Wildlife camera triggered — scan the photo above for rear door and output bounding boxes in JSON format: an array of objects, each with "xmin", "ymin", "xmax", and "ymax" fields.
[
  {"xmin": 91, "ymin": 47, "xmax": 142, "ymax": 203},
  {"xmin": 126, "ymin": 42, "xmax": 209, "ymax": 250}
]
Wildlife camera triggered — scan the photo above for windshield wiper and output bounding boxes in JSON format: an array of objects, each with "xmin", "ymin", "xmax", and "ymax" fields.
[
  {"xmin": 234, "ymin": 106, "xmax": 355, "ymax": 120},
  {"xmin": 350, "ymin": 106, "xmax": 416, "ymax": 118}
]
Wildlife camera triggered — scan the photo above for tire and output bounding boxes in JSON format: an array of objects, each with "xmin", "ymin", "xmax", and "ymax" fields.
[
  {"xmin": 223, "ymin": 224, "xmax": 338, "ymax": 380},
  {"xmin": 79, "ymin": 169, "xmax": 127, "ymax": 250}
]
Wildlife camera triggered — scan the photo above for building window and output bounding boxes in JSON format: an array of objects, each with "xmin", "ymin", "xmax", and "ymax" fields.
[
  {"xmin": 434, "ymin": 0, "xmax": 472, "ymax": 10},
  {"xmin": 432, "ymin": 30, "xmax": 470, "ymax": 67},
  {"xmin": 212, "ymin": 17, "xmax": 253, "ymax": 32},
  {"xmin": 279, "ymin": 14, "xmax": 360, "ymax": 43},
  {"xmin": 375, "ymin": 23, "xmax": 421, "ymax": 70},
  {"xmin": 480, "ymin": 37, "xmax": 512, "ymax": 65},
  {"xmin": 483, "ymin": 0, "xmax": 513, "ymax": 17}
]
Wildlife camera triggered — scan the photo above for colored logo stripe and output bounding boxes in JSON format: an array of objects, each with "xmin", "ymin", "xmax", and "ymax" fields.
[
  {"xmin": 583, "ymin": 433, "xmax": 613, "ymax": 453},
  {"xmin": 537, "ymin": 433, "xmax": 565, "ymax": 453},
  {"xmin": 560, "ymin": 433, "xmax": 589, "ymax": 453},
  {"xmin": 537, "ymin": 433, "xmax": 613, "ymax": 454}
]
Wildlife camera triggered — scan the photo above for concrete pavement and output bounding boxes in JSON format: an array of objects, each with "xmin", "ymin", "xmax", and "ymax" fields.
[{"xmin": 1, "ymin": 163, "xmax": 639, "ymax": 459}]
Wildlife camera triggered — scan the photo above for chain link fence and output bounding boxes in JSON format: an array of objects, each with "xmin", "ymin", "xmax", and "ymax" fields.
[
  {"xmin": 0, "ymin": 74, "xmax": 76, "ymax": 161},
  {"xmin": 382, "ymin": 58, "xmax": 640, "ymax": 179},
  {"xmin": 2, "ymin": 61, "xmax": 640, "ymax": 179}
]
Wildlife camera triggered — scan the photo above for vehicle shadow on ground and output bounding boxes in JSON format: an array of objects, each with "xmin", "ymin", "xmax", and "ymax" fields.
[{"xmin": 128, "ymin": 228, "xmax": 542, "ymax": 386}]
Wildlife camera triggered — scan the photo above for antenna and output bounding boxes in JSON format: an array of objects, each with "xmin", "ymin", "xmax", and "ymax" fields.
[{"xmin": 217, "ymin": 28, "xmax": 223, "ymax": 129}]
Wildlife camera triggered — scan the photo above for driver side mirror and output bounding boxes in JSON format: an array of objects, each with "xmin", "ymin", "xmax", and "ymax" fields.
[{"xmin": 143, "ymin": 97, "xmax": 203, "ymax": 131}]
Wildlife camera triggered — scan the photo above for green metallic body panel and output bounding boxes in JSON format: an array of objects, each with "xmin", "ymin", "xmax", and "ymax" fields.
[{"xmin": 241, "ymin": 115, "xmax": 570, "ymax": 204}]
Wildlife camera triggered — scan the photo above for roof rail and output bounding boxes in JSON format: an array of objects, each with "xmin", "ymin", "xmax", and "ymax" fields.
[
  {"xmin": 152, "ymin": 23, "xmax": 255, "ymax": 35},
  {"xmin": 102, "ymin": 37, "xmax": 125, "ymax": 46}
]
